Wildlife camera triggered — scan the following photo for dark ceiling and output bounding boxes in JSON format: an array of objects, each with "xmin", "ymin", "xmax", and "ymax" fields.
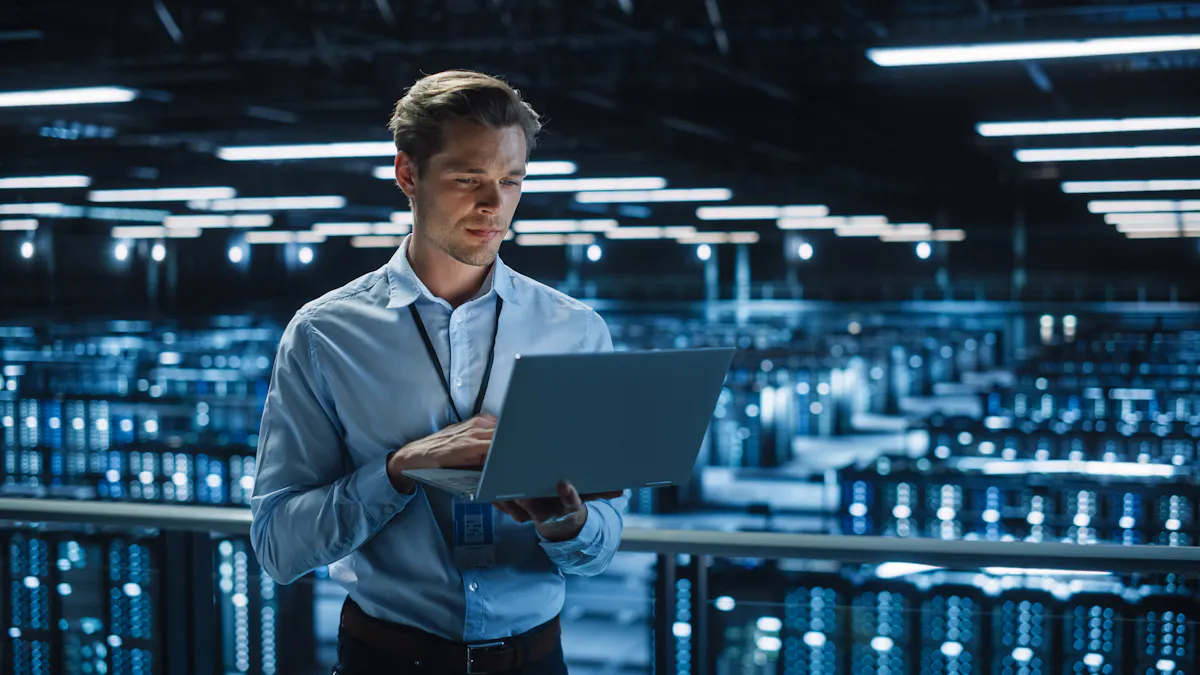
[{"xmin": 2, "ymin": 0, "xmax": 1200, "ymax": 313}]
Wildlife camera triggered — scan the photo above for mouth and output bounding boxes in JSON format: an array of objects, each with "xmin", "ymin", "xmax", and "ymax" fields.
[{"xmin": 464, "ymin": 228, "xmax": 503, "ymax": 241}]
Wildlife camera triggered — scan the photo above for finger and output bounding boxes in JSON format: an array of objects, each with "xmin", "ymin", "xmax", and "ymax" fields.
[
  {"xmin": 503, "ymin": 501, "xmax": 535, "ymax": 523},
  {"xmin": 516, "ymin": 497, "xmax": 559, "ymax": 523},
  {"xmin": 493, "ymin": 501, "xmax": 514, "ymax": 519},
  {"xmin": 558, "ymin": 481, "xmax": 584, "ymax": 512}
]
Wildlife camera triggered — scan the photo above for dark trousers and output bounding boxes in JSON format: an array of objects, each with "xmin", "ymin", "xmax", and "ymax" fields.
[{"xmin": 333, "ymin": 631, "xmax": 570, "ymax": 675}]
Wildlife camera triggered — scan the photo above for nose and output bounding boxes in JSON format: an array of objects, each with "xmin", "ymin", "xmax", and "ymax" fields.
[{"xmin": 476, "ymin": 182, "xmax": 501, "ymax": 215}]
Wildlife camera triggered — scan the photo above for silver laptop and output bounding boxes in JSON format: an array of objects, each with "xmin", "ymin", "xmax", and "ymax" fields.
[{"xmin": 402, "ymin": 348, "xmax": 735, "ymax": 502}]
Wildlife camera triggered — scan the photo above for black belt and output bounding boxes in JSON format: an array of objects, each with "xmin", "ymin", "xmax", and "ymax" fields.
[{"xmin": 339, "ymin": 598, "xmax": 561, "ymax": 674}]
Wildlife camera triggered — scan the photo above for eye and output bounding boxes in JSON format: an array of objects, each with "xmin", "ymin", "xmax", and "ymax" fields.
[
  {"xmin": 502, "ymin": 179, "xmax": 521, "ymax": 187},
  {"xmin": 456, "ymin": 178, "xmax": 476, "ymax": 185}
]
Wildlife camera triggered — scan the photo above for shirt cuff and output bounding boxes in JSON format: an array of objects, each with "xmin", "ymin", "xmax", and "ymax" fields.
[
  {"xmin": 355, "ymin": 453, "xmax": 418, "ymax": 526},
  {"xmin": 538, "ymin": 503, "xmax": 604, "ymax": 560}
]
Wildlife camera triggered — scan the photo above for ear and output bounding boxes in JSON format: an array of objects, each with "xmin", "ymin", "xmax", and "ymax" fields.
[{"xmin": 395, "ymin": 151, "xmax": 417, "ymax": 198}]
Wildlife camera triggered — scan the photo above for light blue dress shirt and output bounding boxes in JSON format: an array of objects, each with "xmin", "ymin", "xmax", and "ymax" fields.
[{"xmin": 250, "ymin": 235, "xmax": 628, "ymax": 642}]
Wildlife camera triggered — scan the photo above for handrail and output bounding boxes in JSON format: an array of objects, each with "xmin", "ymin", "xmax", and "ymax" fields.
[{"xmin": 3, "ymin": 498, "xmax": 1199, "ymax": 574}]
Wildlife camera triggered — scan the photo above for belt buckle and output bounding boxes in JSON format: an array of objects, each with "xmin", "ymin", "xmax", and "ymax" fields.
[{"xmin": 466, "ymin": 640, "xmax": 511, "ymax": 675}]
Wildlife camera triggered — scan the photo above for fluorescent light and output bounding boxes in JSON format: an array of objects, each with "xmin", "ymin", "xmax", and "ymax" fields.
[
  {"xmin": 1126, "ymin": 231, "xmax": 1180, "ymax": 239},
  {"xmin": 978, "ymin": 116, "xmax": 1200, "ymax": 137},
  {"xmin": 933, "ymin": 229, "xmax": 966, "ymax": 241},
  {"xmin": 0, "ymin": 219, "xmax": 37, "ymax": 231},
  {"xmin": 244, "ymin": 231, "xmax": 326, "ymax": 244},
  {"xmin": 313, "ymin": 223, "xmax": 373, "ymax": 236},
  {"xmin": 884, "ymin": 223, "xmax": 934, "ymax": 237},
  {"xmin": 575, "ymin": 188, "xmax": 732, "ymax": 203},
  {"xmin": 390, "ymin": 211, "xmax": 414, "ymax": 224},
  {"xmin": 0, "ymin": 86, "xmax": 137, "ymax": 108},
  {"xmin": 528, "ymin": 161, "xmax": 577, "ymax": 176},
  {"xmin": 1063, "ymin": 179, "xmax": 1200, "ymax": 193},
  {"xmin": 604, "ymin": 226, "xmax": 697, "ymax": 240},
  {"xmin": 1114, "ymin": 223, "xmax": 1180, "ymax": 233},
  {"xmin": 521, "ymin": 177, "xmax": 666, "ymax": 193},
  {"xmin": 222, "ymin": 142, "xmax": 395, "ymax": 161},
  {"xmin": 312, "ymin": 222, "xmax": 410, "ymax": 236},
  {"xmin": 778, "ymin": 215, "xmax": 888, "ymax": 230},
  {"xmin": 1088, "ymin": 199, "xmax": 1200, "ymax": 213},
  {"xmin": 89, "ymin": 187, "xmax": 236, "ymax": 202},
  {"xmin": 778, "ymin": 217, "xmax": 843, "ymax": 230},
  {"xmin": 370, "ymin": 223, "xmax": 410, "ymax": 235},
  {"xmin": 110, "ymin": 226, "xmax": 201, "ymax": 239},
  {"xmin": 85, "ymin": 206, "xmax": 168, "ymax": 222},
  {"xmin": 515, "ymin": 233, "xmax": 596, "ymax": 246},
  {"xmin": 1016, "ymin": 145, "xmax": 1200, "ymax": 162},
  {"xmin": 350, "ymin": 235, "xmax": 405, "ymax": 248},
  {"xmin": 0, "ymin": 175, "xmax": 91, "ymax": 189},
  {"xmin": 677, "ymin": 231, "xmax": 760, "ymax": 244},
  {"xmin": 189, "ymin": 196, "xmax": 345, "ymax": 211},
  {"xmin": 1104, "ymin": 212, "xmax": 1200, "ymax": 225},
  {"xmin": 836, "ymin": 224, "xmax": 891, "ymax": 237},
  {"xmin": 372, "ymin": 160, "xmax": 576, "ymax": 179},
  {"xmin": 696, "ymin": 205, "xmax": 828, "ymax": 220},
  {"xmin": 0, "ymin": 203, "xmax": 69, "ymax": 216},
  {"xmin": 111, "ymin": 226, "xmax": 165, "ymax": 238},
  {"xmin": 512, "ymin": 219, "xmax": 618, "ymax": 234},
  {"xmin": 164, "ymin": 214, "xmax": 273, "ymax": 229},
  {"xmin": 868, "ymin": 34, "xmax": 1200, "ymax": 67}
]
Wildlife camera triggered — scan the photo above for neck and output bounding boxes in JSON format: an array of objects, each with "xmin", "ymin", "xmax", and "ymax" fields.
[{"xmin": 406, "ymin": 232, "xmax": 492, "ymax": 308}]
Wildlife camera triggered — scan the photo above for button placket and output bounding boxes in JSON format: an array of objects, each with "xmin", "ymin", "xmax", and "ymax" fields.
[{"xmin": 450, "ymin": 313, "xmax": 471, "ymax": 413}]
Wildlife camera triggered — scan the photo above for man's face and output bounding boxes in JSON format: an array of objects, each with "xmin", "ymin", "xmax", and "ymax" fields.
[{"xmin": 398, "ymin": 120, "xmax": 527, "ymax": 267}]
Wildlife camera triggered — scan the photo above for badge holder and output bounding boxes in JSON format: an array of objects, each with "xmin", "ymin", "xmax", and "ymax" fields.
[{"xmin": 453, "ymin": 500, "xmax": 496, "ymax": 568}]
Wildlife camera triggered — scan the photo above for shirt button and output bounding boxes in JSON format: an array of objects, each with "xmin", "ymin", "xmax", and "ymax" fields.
[
  {"xmin": 468, "ymin": 582, "xmax": 479, "ymax": 592},
  {"xmin": 454, "ymin": 378, "xmax": 463, "ymax": 388},
  {"xmin": 455, "ymin": 315, "xmax": 464, "ymax": 324}
]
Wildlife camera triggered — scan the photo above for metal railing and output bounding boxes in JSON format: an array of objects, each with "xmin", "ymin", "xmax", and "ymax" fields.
[
  {"xmin": 3, "ymin": 497, "xmax": 1198, "ymax": 574},
  {"xmin": 4, "ymin": 497, "xmax": 1200, "ymax": 675}
]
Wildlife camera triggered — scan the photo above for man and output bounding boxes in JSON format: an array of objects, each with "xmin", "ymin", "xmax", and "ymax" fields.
[{"xmin": 250, "ymin": 70, "xmax": 628, "ymax": 675}]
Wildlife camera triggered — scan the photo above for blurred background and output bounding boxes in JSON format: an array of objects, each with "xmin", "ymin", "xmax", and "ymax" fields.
[{"xmin": 2, "ymin": 1, "xmax": 1200, "ymax": 674}]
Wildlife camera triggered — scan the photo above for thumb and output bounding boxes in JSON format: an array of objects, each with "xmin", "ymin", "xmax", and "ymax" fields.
[{"xmin": 558, "ymin": 481, "xmax": 583, "ymax": 511}]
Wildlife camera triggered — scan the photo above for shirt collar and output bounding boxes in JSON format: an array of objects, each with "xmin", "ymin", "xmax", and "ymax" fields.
[{"xmin": 386, "ymin": 234, "xmax": 519, "ymax": 309}]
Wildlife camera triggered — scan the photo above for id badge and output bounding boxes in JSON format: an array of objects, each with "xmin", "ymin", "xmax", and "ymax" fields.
[{"xmin": 453, "ymin": 500, "xmax": 496, "ymax": 568}]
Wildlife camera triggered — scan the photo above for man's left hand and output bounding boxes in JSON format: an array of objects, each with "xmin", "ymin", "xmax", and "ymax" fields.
[{"xmin": 494, "ymin": 481, "xmax": 623, "ymax": 542}]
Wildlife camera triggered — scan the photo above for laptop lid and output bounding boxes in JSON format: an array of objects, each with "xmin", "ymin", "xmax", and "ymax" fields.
[{"xmin": 473, "ymin": 348, "xmax": 735, "ymax": 502}]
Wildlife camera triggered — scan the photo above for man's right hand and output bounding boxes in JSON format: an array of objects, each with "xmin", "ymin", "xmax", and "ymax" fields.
[{"xmin": 385, "ymin": 414, "xmax": 497, "ymax": 494}]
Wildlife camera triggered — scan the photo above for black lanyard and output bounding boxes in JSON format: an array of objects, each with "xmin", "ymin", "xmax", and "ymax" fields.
[{"xmin": 409, "ymin": 296, "xmax": 503, "ymax": 423}]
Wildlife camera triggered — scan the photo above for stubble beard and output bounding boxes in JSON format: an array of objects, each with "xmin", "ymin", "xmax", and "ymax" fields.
[
  {"xmin": 445, "ymin": 240, "xmax": 499, "ymax": 267},
  {"xmin": 434, "ymin": 221, "xmax": 502, "ymax": 267}
]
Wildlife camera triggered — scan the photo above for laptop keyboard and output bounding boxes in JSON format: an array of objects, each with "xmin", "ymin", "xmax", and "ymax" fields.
[{"xmin": 413, "ymin": 468, "xmax": 482, "ymax": 490}]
